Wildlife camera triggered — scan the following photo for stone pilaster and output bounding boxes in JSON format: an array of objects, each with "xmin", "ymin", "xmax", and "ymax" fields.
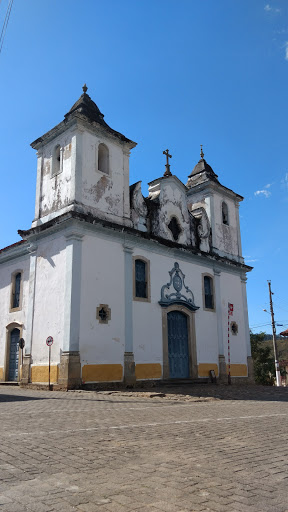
[
  {"xmin": 58, "ymin": 351, "xmax": 81, "ymax": 389},
  {"xmin": 241, "ymin": 274, "xmax": 254, "ymax": 383},
  {"xmin": 21, "ymin": 244, "xmax": 37, "ymax": 385},
  {"xmin": 214, "ymin": 268, "xmax": 227, "ymax": 382},
  {"xmin": 218, "ymin": 354, "xmax": 227, "ymax": 383},
  {"xmin": 20, "ymin": 355, "xmax": 31, "ymax": 385},
  {"xmin": 124, "ymin": 352, "xmax": 136, "ymax": 386},
  {"xmin": 58, "ymin": 229, "xmax": 83, "ymax": 389},
  {"xmin": 123, "ymin": 244, "xmax": 136, "ymax": 386}
]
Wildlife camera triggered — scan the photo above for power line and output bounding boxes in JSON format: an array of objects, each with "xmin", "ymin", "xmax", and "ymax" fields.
[
  {"xmin": 0, "ymin": 0, "xmax": 14, "ymax": 54},
  {"xmin": 250, "ymin": 322, "xmax": 272, "ymax": 329}
]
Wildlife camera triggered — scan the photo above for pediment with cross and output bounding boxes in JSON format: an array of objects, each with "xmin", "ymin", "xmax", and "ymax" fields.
[{"xmin": 159, "ymin": 262, "xmax": 199, "ymax": 311}]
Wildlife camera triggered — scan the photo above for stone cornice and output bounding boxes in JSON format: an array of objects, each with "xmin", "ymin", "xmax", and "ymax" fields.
[{"xmin": 17, "ymin": 210, "xmax": 253, "ymax": 274}]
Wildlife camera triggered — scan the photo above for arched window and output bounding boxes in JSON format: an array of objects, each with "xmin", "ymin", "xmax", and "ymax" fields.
[
  {"xmin": 203, "ymin": 275, "xmax": 214, "ymax": 310},
  {"xmin": 133, "ymin": 257, "xmax": 151, "ymax": 301},
  {"xmin": 52, "ymin": 144, "xmax": 61, "ymax": 176},
  {"xmin": 98, "ymin": 143, "xmax": 109, "ymax": 174},
  {"xmin": 222, "ymin": 202, "xmax": 229, "ymax": 225},
  {"xmin": 11, "ymin": 272, "xmax": 22, "ymax": 310}
]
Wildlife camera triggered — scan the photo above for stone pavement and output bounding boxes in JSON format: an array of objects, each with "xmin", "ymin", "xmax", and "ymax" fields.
[{"xmin": 0, "ymin": 384, "xmax": 288, "ymax": 512}]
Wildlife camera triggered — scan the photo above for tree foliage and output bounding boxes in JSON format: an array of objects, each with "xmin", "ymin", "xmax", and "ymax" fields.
[{"xmin": 250, "ymin": 332, "xmax": 275, "ymax": 385}]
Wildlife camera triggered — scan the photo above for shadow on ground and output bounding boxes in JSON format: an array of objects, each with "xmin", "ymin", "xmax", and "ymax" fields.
[{"xmin": 1, "ymin": 384, "xmax": 288, "ymax": 403}]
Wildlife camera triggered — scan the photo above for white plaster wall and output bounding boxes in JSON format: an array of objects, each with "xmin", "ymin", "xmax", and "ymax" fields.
[
  {"xmin": 79, "ymin": 233, "xmax": 125, "ymax": 366},
  {"xmin": 131, "ymin": 247, "xmax": 219, "ymax": 366},
  {"xmin": 132, "ymin": 248, "xmax": 162, "ymax": 364},
  {"xmin": 31, "ymin": 236, "xmax": 66, "ymax": 365},
  {"xmin": 213, "ymin": 193, "xmax": 239, "ymax": 257},
  {"xmin": 219, "ymin": 272, "xmax": 248, "ymax": 364},
  {"xmin": 0, "ymin": 255, "xmax": 30, "ymax": 367},
  {"xmin": 38, "ymin": 132, "xmax": 73, "ymax": 218},
  {"xmin": 81, "ymin": 132, "xmax": 129, "ymax": 222}
]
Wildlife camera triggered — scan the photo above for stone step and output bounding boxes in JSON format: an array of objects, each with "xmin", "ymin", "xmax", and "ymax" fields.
[
  {"xmin": 161, "ymin": 378, "xmax": 209, "ymax": 385},
  {"xmin": 0, "ymin": 381, "xmax": 19, "ymax": 386}
]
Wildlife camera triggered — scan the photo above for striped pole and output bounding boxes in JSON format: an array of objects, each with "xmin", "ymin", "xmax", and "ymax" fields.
[{"xmin": 228, "ymin": 303, "xmax": 233, "ymax": 385}]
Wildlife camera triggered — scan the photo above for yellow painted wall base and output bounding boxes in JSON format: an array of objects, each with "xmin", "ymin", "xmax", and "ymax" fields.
[
  {"xmin": 0, "ymin": 367, "xmax": 3, "ymax": 381},
  {"xmin": 82, "ymin": 364, "xmax": 123, "ymax": 382},
  {"xmin": 31, "ymin": 365, "xmax": 59, "ymax": 383},
  {"xmin": 198, "ymin": 363, "xmax": 248, "ymax": 378},
  {"xmin": 227, "ymin": 364, "xmax": 248, "ymax": 377},
  {"xmin": 135, "ymin": 363, "xmax": 162, "ymax": 380},
  {"xmin": 198, "ymin": 363, "xmax": 219, "ymax": 377}
]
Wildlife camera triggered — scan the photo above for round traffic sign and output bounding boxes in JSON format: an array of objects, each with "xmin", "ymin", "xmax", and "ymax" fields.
[{"xmin": 46, "ymin": 336, "xmax": 53, "ymax": 347}]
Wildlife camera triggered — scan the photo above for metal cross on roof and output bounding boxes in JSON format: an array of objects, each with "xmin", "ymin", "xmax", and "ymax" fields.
[
  {"xmin": 163, "ymin": 149, "xmax": 172, "ymax": 176},
  {"xmin": 200, "ymin": 144, "xmax": 204, "ymax": 159}
]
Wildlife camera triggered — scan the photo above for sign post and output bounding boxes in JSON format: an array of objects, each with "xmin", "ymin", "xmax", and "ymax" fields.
[
  {"xmin": 19, "ymin": 338, "xmax": 25, "ymax": 378},
  {"xmin": 46, "ymin": 336, "xmax": 53, "ymax": 390}
]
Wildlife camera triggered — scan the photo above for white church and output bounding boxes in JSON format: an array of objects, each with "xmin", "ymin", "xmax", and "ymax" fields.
[{"xmin": 0, "ymin": 85, "xmax": 253, "ymax": 388}]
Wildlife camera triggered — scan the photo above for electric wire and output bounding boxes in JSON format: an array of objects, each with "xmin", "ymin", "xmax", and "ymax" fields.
[{"xmin": 0, "ymin": 0, "xmax": 14, "ymax": 54}]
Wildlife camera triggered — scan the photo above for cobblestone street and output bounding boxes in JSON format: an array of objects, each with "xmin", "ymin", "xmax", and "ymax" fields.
[{"xmin": 0, "ymin": 385, "xmax": 288, "ymax": 512}]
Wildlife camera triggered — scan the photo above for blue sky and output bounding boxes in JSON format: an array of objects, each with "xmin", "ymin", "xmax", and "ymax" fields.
[{"xmin": 0, "ymin": 0, "xmax": 287, "ymax": 334}]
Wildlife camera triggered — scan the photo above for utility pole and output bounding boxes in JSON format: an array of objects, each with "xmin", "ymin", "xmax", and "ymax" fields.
[{"xmin": 268, "ymin": 280, "xmax": 281, "ymax": 386}]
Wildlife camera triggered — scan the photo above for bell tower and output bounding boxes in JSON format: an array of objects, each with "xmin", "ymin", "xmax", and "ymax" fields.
[
  {"xmin": 186, "ymin": 147, "xmax": 244, "ymax": 263},
  {"xmin": 31, "ymin": 85, "xmax": 137, "ymax": 228}
]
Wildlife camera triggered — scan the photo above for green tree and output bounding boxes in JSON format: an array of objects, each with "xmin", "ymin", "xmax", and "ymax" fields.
[{"xmin": 250, "ymin": 332, "xmax": 275, "ymax": 385}]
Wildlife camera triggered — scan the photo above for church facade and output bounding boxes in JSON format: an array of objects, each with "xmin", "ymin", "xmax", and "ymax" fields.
[{"xmin": 0, "ymin": 86, "xmax": 253, "ymax": 388}]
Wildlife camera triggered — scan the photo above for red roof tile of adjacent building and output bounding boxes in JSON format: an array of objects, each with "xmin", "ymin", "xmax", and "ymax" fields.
[
  {"xmin": 0, "ymin": 240, "xmax": 26, "ymax": 254},
  {"xmin": 280, "ymin": 329, "xmax": 288, "ymax": 337}
]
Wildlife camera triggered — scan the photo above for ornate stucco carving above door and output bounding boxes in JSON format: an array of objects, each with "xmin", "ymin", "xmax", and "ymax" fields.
[{"xmin": 159, "ymin": 262, "xmax": 199, "ymax": 311}]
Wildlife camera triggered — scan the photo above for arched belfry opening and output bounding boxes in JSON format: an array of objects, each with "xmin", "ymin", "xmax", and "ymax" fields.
[
  {"xmin": 98, "ymin": 143, "xmax": 109, "ymax": 174},
  {"xmin": 222, "ymin": 201, "xmax": 229, "ymax": 225}
]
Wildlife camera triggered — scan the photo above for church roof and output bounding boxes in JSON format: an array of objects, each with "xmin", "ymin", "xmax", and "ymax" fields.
[
  {"xmin": 31, "ymin": 85, "xmax": 136, "ymax": 148},
  {"xmin": 188, "ymin": 157, "xmax": 218, "ymax": 179},
  {"xmin": 65, "ymin": 85, "xmax": 106, "ymax": 123}
]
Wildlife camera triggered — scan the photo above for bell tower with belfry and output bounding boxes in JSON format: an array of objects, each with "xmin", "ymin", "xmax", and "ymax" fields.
[{"xmin": 31, "ymin": 85, "xmax": 137, "ymax": 229}]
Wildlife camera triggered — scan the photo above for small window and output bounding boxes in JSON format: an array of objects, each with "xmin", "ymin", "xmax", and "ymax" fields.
[
  {"xmin": 135, "ymin": 260, "xmax": 147, "ymax": 298},
  {"xmin": 11, "ymin": 272, "xmax": 22, "ymax": 310},
  {"xmin": 98, "ymin": 143, "xmax": 109, "ymax": 174},
  {"xmin": 222, "ymin": 202, "xmax": 229, "ymax": 225},
  {"xmin": 203, "ymin": 275, "xmax": 214, "ymax": 310},
  {"xmin": 52, "ymin": 144, "xmax": 62, "ymax": 176},
  {"xmin": 133, "ymin": 257, "xmax": 151, "ymax": 302}
]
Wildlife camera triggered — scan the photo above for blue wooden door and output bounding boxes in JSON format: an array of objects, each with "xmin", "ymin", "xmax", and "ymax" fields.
[
  {"xmin": 8, "ymin": 328, "xmax": 20, "ymax": 381},
  {"xmin": 168, "ymin": 311, "xmax": 189, "ymax": 379}
]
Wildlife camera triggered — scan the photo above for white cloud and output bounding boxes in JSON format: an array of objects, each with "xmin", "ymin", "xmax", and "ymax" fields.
[
  {"xmin": 281, "ymin": 172, "xmax": 288, "ymax": 188},
  {"xmin": 254, "ymin": 189, "xmax": 271, "ymax": 198},
  {"xmin": 264, "ymin": 4, "xmax": 281, "ymax": 13},
  {"xmin": 265, "ymin": 183, "xmax": 272, "ymax": 188},
  {"xmin": 285, "ymin": 42, "xmax": 288, "ymax": 60}
]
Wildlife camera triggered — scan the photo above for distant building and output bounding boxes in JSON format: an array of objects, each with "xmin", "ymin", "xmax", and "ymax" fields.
[{"xmin": 0, "ymin": 86, "xmax": 253, "ymax": 388}]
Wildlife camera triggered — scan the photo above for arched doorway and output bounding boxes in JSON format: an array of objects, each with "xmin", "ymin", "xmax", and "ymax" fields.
[
  {"xmin": 8, "ymin": 328, "xmax": 20, "ymax": 381},
  {"xmin": 159, "ymin": 262, "xmax": 199, "ymax": 380},
  {"xmin": 168, "ymin": 311, "xmax": 189, "ymax": 378}
]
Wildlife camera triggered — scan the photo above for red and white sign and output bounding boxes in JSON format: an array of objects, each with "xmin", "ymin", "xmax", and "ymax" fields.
[
  {"xmin": 46, "ymin": 336, "xmax": 53, "ymax": 347},
  {"xmin": 228, "ymin": 303, "xmax": 234, "ymax": 316}
]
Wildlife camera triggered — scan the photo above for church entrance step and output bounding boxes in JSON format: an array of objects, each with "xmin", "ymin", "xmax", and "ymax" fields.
[
  {"xmin": 0, "ymin": 381, "xmax": 19, "ymax": 386},
  {"xmin": 161, "ymin": 378, "xmax": 209, "ymax": 385}
]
